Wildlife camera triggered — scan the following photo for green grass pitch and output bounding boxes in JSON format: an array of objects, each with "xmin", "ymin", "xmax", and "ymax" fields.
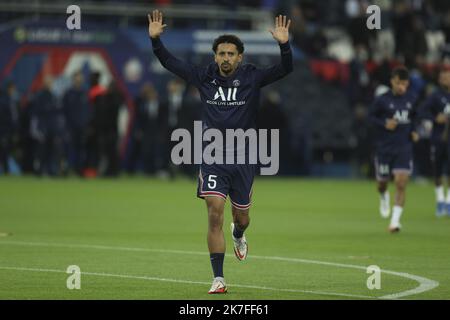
[{"xmin": 0, "ymin": 176, "xmax": 449, "ymax": 299}]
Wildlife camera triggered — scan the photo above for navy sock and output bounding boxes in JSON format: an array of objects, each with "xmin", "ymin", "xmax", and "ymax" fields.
[
  {"xmin": 210, "ymin": 253, "xmax": 225, "ymax": 278},
  {"xmin": 233, "ymin": 224, "xmax": 244, "ymax": 239}
]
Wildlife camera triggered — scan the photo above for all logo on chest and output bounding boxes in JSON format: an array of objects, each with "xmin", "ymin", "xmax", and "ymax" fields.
[{"xmin": 206, "ymin": 79, "xmax": 246, "ymax": 107}]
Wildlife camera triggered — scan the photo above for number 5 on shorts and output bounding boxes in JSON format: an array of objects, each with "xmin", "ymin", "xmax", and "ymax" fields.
[{"xmin": 208, "ymin": 175, "xmax": 217, "ymax": 189}]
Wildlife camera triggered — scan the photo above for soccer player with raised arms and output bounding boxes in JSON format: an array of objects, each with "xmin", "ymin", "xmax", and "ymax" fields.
[
  {"xmin": 369, "ymin": 67, "xmax": 419, "ymax": 233},
  {"xmin": 148, "ymin": 10, "xmax": 292, "ymax": 293}
]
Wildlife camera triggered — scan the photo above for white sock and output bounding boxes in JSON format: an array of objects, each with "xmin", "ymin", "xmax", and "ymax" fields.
[
  {"xmin": 380, "ymin": 191, "xmax": 389, "ymax": 202},
  {"xmin": 446, "ymin": 190, "xmax": 450, "ymax": 204},
  {"xmin": 390, "ymin": 206, "xmax": 403, "ymax": 227},
  {"xmin": 436, "ymin": 186, "xmax": 445, "ymax": 203}
]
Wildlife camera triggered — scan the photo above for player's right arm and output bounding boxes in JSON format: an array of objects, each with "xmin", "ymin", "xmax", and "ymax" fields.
[
  {"xmin": 148, "ymin": 10, "xmax": 198, "ymax": 84},
  {"xmin": 369, "ymin": 96, "xmax": 397, "ymax": 130}
]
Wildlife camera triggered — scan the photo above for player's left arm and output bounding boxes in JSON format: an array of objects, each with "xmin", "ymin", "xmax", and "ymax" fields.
[
  {"xmin": 257, "ymin": 15, "xmax": 293, "ymax": 88},
  {"xmin": 369, "ymin": 97, "xmax": 390, "ymax": 128}
]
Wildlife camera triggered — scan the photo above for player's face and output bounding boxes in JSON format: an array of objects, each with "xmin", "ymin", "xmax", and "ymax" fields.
[
  {"xmin": 391, "ymin": 76, "xmax": 409, "ymax": 95},
  {"xmin": 439, "ymin": 71, "xmax": 450, "ymax": 91},
  {"xmin": 214, "ymin": 43, "xmax": 242, "ymax": 76}
]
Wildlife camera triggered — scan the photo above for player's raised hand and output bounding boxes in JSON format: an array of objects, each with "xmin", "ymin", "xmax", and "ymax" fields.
[
  {"xmin": 269, "ymin": 15, "xmax": 291, "ymax": 44},
  {"xmin": 148, "ymin": 10, "xmax": 167, "ymax": 39}
]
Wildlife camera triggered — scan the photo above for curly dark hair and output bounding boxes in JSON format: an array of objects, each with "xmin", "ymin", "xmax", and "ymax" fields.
[
  {"xmin": 391, "ymin": 66, "xmax": 410, "ymax": 80},
  {"xmin": 212, "ymin": 34, "xmax": 244, "ymax": 54}
]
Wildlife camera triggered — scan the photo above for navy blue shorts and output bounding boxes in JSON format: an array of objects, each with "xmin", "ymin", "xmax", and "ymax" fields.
[
  {"xmin": 374, "ymin": 151, "xmax": 413, "ymax": 181},
  {"xmin": 197, "ymin": 164, "xmax": 256, "ymax": 210},
  {"xmin": 430, "ymin": 141, "xmax": 450, "ymax": 177}
]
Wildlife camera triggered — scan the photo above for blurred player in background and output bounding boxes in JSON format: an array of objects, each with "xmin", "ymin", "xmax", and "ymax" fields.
[
  {"xmin": 84, "ymin": 72, "xmax": 106, "ymax": 178},
  {"xmin": 63, "ymin": 71, "xmax": 89, "ymax": 176},
  {"xmin": 418, "ymin": 67, "xmax": 450, "ymax": 217},
  {"xmin": 0, "ymin": 82, "xmax": 19, "ymax": 174},
  {"xmin": 148, "ymin": 9, "xmax": 292, "ymax": 293},
  {"xmin": 29, "ymin": 75, "xmax": 65, "ymax": 176},
  {"xmin": 370, "ymin": 67, "xmax": 419, "ymax": 233}
]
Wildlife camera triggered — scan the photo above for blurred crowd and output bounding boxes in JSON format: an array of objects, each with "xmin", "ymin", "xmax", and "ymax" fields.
[
  {"xmin": 0, "ymin": 72, "xmax": 202, "ymax": 178},
  {"xmin": 0, "ymin": 72, "xmax": 121, "ymax": 177}
]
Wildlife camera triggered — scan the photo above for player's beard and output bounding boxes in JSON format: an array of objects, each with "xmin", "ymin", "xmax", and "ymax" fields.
[{"xmin": 221, "ymin": 62, "xmax": 233, "ymax": 75}]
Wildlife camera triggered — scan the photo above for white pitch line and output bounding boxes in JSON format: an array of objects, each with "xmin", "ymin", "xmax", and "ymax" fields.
[
  {"xmin": 246, "ymin": 255, "xmax": 440, "ymax": 300},
  {"xmin": 0, "ymin": 240, "xmax": 439, "ymax": 299},
  {"xmin": 0, "ymin": 266, "xmax": 376, "ymax": 299},
  {"xmin": 0, "ymin": 266, "xmax": 374, "ymax": 299}
]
